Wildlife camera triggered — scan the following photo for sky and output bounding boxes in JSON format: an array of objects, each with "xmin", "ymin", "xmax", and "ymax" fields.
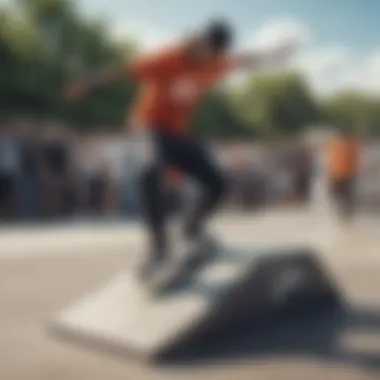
[
  {"xmin": 2, "ymin": 0, "xmax": 379, "ymax": 95},
  {"xmin": 76, "ymin": 0, "xmax": 380, "ymax": 96}
]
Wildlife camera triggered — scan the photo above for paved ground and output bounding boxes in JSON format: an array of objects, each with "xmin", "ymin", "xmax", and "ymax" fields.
[{"xmin": 1, "ymin": 210, "xmax": 380, "ymax": 380}]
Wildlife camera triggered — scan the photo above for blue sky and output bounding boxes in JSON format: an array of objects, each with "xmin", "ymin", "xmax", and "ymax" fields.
[
  {"xmin": 0, "ymin": 0, "xmax": 377, "ymax": 51},
  {"xmin": 1, "ymin": 0, "xmax": 378, "ymax": 93},
  {"xmin": 78, "ymin": 0, "xmax": 379, "ymax": 53},
  {"xmin": 76, "ymin": 0, "xmax": 380, "ymax": 94}
]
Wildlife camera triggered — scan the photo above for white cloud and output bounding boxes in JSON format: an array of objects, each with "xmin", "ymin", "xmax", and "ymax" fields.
[
  {"xmin": 245, "ymin": 18, "xmax": 380, "ymax": 96},
  {"xmin": 348, "ymin": 51, "xmax": 380, "ymax": 94},
  {"xmin": 111, "ymin": 17, "xmax": 380, "ymax": 96},
  {"xmin": 296, "ymin": 47, "xmax": 380, "ymax": 95},
  {"xmin": 296, "ymin": 47, "xmax": 350, "ymax": 74},
  {"xmin": 111, "ymin": 22, "xmax": 173, "ymax": 51},
  {"xmin": 294, "ymin": 46, "xmax": 353, "ymax": 94},
  {"xmin": 245, "ymin": 18, "xmax": 310, "ymax": 50}
]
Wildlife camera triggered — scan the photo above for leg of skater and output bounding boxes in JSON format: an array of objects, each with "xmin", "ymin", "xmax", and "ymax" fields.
[
  {"xmin": 138, "ymin": 134, "xmax": 171, "ymax": 278},
  {"xmin": 180, "ymin": 141, "xmax": 227, "ymax": 245},
  {"xmin": 156, "ymin": 133, "xmax": 227, "ymax": 249}
]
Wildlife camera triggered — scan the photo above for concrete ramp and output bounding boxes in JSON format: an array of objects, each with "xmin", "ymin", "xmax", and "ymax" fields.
[{"xmin": 50, "ymin": 245, "xmax": 342, "ymax": 362}]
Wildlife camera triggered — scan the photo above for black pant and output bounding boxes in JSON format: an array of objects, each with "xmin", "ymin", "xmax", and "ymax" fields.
[
  {"xmin": 140, "ymin": 130, "xmax": 226, "ymax": 254},
  {"xmin": 330, "ymin": 176, "xmax": 355, "ymax": 219},
  {"xmin": 0, "ymin": 172, "xmax": 16, "ymax": 204}
]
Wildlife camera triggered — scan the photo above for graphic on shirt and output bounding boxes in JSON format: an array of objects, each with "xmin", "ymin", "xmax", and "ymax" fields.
[{"xmin": 169, "ymin": 78, "xmax": 199, "ymax": 103}]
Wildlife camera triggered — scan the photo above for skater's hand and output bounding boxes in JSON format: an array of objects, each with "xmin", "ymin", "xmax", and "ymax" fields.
[
  {"xmin": 63, "ymin": 81, "xmax": 89, "ymax": 102},
  {"xmin": 236, "ymin": 37, "xmax": 298, "ymax": 69},
  {"xmin": 269, "ymin": 38, "xmax": 298, "ymax": 64}
]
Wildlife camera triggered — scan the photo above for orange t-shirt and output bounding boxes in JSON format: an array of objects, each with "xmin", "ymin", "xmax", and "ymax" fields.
[
  {"xmin": 328, "ymin": 137, "xmax": 359, "ymax": 180},
  {"xmin": 127, "ymin": 43, "xmax": 237, "ymax": 135}
]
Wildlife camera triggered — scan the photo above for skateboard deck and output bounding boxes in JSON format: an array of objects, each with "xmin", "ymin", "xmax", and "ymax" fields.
[{"xmin": 147, "ymin": 242, "xmax": 219, "ymax": 296}]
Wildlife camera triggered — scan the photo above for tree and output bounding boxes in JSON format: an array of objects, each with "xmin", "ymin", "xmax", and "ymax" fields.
[
  {"xmin": 1, "ymin": 0, "xmax": 137, "ymax": 128},
  {"xmin": 0, "ymin": 7, "xmax": 50, "ymax": 114},
  {"xmin": 230, "ymin": 70, "xmax": 321, "ymax": 137},
  {"xmin": 322, "ymin": 91, "xmax": 380, "ymax": 137},
  {"xmin": 191, "ymin": 88, "xmax": 254, "ymax": 139},
  {"xmin": 3, "ymin": 0, "xmax": 380, "ymax": 139}
]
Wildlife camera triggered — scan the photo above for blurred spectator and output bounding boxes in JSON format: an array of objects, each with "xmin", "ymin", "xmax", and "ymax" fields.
[
  {"xmin": 0, "ymin": 126, "xmax": 366, "ymax": 223},
  {"xmin": 119, "ymin": 140, "xmax": 140, "ymax": 216},
  {"xmin": 102, "ymin": 159, "xmax": 118, "ymax": 215},
  {"xmin": 327, "ymin": 129, "xmax": 360, "ymax": 219},
  {"xmin": 269, "ymin": 142, "xmax": 295, "ymax": 206},
  {"xmin": 14, "ymin": 122, "xmax": 40, "ymax": 220},
  {"xmin": 79, "ymin": 137, "xmax": 110, "ymax": 215},
  {"xmin": 356, "ymin": 141, "xmax": 380, "ymax": 210},
  {"xmin": 0, "ymin": 128, "xmax": 20, "ymax": 220},
  {"xmin": 293, "ymin": 143, "xmax": 314, "ymax": 205},
  {"xmin": 39, "ymin": 125, "xmax": 73, "ymax": 219},
  {"xmin": 244, "ymin": 145, "xmax": 270, "ymax": 209},
  {"xmin": 100, "ymin": 136, "xmax": 128, "ymax": 216}
]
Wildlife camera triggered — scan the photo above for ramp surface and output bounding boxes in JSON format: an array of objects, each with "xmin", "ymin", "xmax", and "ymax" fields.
[{"xmin": 51, "ymin": 245, "xmax": 342, "ymax": 361}]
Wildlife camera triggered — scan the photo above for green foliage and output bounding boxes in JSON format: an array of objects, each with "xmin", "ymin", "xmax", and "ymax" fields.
[
  {"xmin": 321, "ymin": 91, "xmax": 380, "ymax": 137},
  {"xmin": 1, "ymin": 0, "xmax": 136, "ymax": 127},
  {"xmin": 191, "ymin": 88, "xmax": 256, "ymax": 140},
  {"xmin": 230, "ymin": 70, "xmax": 321, "ymax": 138},
  {"xmin": 1, "ymin": 0, "xmax": 379, "ymax": 137}
]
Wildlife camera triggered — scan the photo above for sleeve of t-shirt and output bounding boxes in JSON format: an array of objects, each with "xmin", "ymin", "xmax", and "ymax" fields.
[
  {"xmin": 207, "ymin": 56, "xmax": 239, "ymax": 83},
  {"xmin": 127, "ymin": 45, "xmax": 183, "ymax": 81}
]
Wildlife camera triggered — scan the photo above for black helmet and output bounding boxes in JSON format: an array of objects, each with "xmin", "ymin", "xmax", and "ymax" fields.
[{"xmin": 203, "ymin": 19, "xmax": 234, "ymax": 52}]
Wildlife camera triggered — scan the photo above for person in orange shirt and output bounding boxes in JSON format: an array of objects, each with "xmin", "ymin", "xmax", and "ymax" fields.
[
  {"xmin": 65, "ymin": 20, "xmax": 297, "ymax": 278},
  {"xmin": 327, "ymin": 129, "xmax": 360, "ymax": 219}
]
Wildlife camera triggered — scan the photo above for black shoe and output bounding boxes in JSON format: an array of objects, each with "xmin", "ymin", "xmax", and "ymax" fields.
[
  {"xmin": 138, "ymin": 251, "xmax": 168, "ymax": 281},
  {"xmin": 182, "ymin": 234, "xmax": 219, "ymax": 267}
]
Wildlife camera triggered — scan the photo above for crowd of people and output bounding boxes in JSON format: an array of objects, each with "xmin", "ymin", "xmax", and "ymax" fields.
[
  {"xmin": 0, "ymin": 122, "xmax": 118, "ymax": 222},
  {"xmin": 0, "ymin": 121, "xmax": 319, "ymax": 223}
]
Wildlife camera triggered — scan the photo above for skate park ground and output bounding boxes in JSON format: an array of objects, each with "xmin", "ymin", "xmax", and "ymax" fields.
[{"xmin": 1, "ymin": 208, "xmax": 380, "ymax": 380}]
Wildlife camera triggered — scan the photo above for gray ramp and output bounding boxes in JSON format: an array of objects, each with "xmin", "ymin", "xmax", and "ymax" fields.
[{"xmin": 50, "ymin": 246, "xmax": 342, "ymax": 361}]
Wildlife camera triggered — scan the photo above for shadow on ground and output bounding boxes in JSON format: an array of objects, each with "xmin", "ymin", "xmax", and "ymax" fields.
[{"xmin": 166, "ymin": 304, "xmax": 380, "ymax": 372}]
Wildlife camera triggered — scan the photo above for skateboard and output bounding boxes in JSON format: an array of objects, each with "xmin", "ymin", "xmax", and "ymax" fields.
[{"xmin": 147, "ymin": 240, "xmax": 219, "ymax": 295}]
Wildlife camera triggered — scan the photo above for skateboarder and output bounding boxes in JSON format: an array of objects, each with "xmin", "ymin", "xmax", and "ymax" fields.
[{"xmin": 65, "ymin": 20, "xmax": 297, "ymax": 279}]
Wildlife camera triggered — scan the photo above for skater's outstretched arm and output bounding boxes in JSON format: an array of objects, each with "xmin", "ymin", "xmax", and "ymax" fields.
[
  {"xmin": 232, "ymin": 38, "xmax": 298, "ymax": 70},
  {"xmin": 64, "ymin": 45, "xmax": 181, "ymax": 101},
  {"xmin": 63, "ymin": 65, "xmax": 127, "ymax": 100},
  {"xmin": 205, "ymin": 38, "xmax": 298, "ymax": 85}
]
